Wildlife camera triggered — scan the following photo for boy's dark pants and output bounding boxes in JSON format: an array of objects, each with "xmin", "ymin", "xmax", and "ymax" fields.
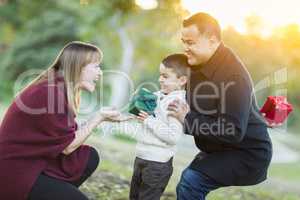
[{"xmin": 129, "ymin": 157, "xmax": 173, "ymax": 200}]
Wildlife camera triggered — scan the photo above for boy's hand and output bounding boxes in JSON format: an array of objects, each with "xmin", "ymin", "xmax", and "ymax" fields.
[{"xmin": 136, "ymin": 110, "xmax": 150, "ymax": 122}]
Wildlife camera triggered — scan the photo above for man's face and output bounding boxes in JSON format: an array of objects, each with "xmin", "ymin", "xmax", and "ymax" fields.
[{"xmin": 181, "ymin": 24, "xmax": 217, "ymax": 66}]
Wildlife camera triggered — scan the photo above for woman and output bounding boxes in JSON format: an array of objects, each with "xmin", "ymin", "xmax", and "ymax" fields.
[{"xmin": 0, "ymin": 41, "xmax": 121, "ymax": 200}]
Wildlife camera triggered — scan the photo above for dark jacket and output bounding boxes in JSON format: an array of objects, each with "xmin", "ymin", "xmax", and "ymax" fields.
[{"xmin": 184, "ymin": 43, "xmax": 273, "ymax": 186}]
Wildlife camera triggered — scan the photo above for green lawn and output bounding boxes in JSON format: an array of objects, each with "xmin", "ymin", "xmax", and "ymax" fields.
[
  {"xmin": 84, "ymin": 136, "xmax": 300, "ymax": 200},
  {"xmin": 83, "ymin": 156, "xmax": 300, "ymax": 200},
  {"xmin": 269, "ymin": 161, "xmax": 300, "ymax": 182},
  {"xmin": 208, "ymin": 186, "xmax": 300, "ymax": 200}
]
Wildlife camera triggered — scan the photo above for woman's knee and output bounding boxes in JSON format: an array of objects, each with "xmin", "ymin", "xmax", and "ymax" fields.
[
  {"xmin": 28, "ymin": 174, "xmax": 89, "ymax": 200},
  {"xmin": 87, "ymin": 147, "xmax": 100, "ymax": 173}
]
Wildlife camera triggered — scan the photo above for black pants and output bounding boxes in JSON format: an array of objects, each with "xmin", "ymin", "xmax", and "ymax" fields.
[
  {"xmin": 129, "ymin": 157, "xmax": 173, "ymax": 200},
  {"xmin": 28, "ymin": 147, "xmax": 100, "ymax": 200}
]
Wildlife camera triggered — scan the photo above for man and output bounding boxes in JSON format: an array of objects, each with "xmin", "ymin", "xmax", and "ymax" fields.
[{"xmin": 168, "ymin": 12, "xmax": 273, "ymax": 200}]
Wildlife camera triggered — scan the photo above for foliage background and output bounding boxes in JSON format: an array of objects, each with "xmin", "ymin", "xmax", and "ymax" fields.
[
  {"xmin": 1, "ymin": 0, "xmax": 299, "ymax": 131},
  {"xmin": 0, "ymin": 1, "xmax": 300, "ymax": 199}
]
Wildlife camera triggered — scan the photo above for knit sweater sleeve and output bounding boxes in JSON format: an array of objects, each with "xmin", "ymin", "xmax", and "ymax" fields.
[
  {"xmin": 19, "ymin": 83, "xmax": 76, "ymax": 159},
  {"xmin": 143, "ymin": 115, "xmax": 183, "ymax": 145},
  {"xmin": 142, "ymin": 91, "xmax": 185, "ymax": 146}
]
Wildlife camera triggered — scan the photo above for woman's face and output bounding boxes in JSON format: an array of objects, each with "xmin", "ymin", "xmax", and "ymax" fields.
[{"xmin": 80, "ymin": 61, "xmax": 102, "ymax": 92}]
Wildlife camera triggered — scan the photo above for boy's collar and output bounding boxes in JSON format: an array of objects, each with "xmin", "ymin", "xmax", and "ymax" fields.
[{"xmin": 158, "ymin": 90, "xmax": 186, "ymax": 97}]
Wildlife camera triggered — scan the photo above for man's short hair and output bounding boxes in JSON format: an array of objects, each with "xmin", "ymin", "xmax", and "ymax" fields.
[
  {"xmin": 162, "ymin": 53, "xmax": 190, "ymax": 77},
  {"xmin": 183, "ymin": 12, "xmax": 221, "ymax": 40}
]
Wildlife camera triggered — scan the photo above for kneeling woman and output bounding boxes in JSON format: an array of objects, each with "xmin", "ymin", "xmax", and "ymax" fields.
[{"xmin": 0, "ymin": 41, "xmax": 120, "ymax": 200}]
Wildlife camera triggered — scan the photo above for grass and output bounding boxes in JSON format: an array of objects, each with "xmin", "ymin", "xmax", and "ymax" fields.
[
  {"xmin": 88, "ymin": 125, "xmax": 137, "ymax": 144},
  {"xmin": 84, "ymin": 157, "xmax": 300, "ymax": 200},
  {"xmin": 85, "ymin": 135, "xmax": 300, "ymax": 200},
  {"xmin": 268, "ymin": 161, "xmax": 300, "ymax": 182},
  {"xmin": 113, "ymin": 133, "xmax": 137, "ymax": 144},
  {"xmin": 100, "ymin": 159, "xmax": 133, "ymax": 179},
  {"xmin": 208, "ymin": 186, "xmax": 300, "ymax": 200}
]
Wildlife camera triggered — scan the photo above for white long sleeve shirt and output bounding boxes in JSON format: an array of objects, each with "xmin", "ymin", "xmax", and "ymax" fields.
[{"xmin": 111, "ymin": 90, "xmax": 186, "ymax": 163}]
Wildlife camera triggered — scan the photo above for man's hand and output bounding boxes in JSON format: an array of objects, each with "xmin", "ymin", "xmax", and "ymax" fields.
[
  {"xmin": 261, "ymin": 113, "xmax": 283, "ymax": 128},
  {"xmin": 136, "ymin": 110, "xmax": 150, "ymax": 122},
  {"xmin": 167, "ymin": 99, "xmax": 190, "ymax": 123}
]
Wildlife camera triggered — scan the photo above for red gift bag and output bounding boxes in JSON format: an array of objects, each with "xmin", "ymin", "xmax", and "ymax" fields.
[{"xmin": 260, "ymin": 96, "xmax": 293, "ymax": 125}]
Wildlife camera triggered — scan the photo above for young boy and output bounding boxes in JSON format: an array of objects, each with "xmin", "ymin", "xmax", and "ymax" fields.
[{"xmin": 129, "ymin": 53, "xmax": 190, "ymax": 200}]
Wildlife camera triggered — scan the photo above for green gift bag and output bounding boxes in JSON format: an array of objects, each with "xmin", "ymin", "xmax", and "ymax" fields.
[{"xmin": 128, "ymin": 88, "xmax": 157, "ymax": 116}]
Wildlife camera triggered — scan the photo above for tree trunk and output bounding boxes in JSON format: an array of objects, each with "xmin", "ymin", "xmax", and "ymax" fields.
[{"xmin": 109, "ymin": 25, "xmax": 134, "ymax": 110}]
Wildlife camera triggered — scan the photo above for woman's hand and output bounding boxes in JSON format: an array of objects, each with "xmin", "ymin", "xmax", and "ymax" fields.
[
  {"xmin": 98, "ymin": 107, "xmax": 121, "ymax": 122},
  {"xmin": 97, "ymin": 107, "xmax": 134, "ymax": 122},
  {"xmin": 113, "ymin": 114, "xmax": 135, "ymax": 122},
  {"xmin": 104, "ymin": 113, "xmax": 134, "ymax": 122},
  {"xmin": 90, "ymin": 107, "xmax": 119, "ymax": 124},
  {"xmin": 63, "ymin": 108, "xmax": 119, "ymax": 155}
]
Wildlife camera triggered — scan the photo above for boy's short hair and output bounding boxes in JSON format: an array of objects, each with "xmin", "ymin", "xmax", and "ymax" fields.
[
  {"xmin": 162, "ymin": 53, "xmax": 190, "ymax": 77},
  {"xmin": 183, "ymin": 12, "xmax": 221, "ymax": 41}
]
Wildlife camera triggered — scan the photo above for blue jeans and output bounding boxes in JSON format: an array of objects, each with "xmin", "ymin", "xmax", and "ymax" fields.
[{"xmin": 176, "ymin": 167, "xmax": 222, "ymax": 200}]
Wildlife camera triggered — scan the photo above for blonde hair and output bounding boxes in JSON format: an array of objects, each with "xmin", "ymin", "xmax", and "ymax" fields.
[{"xmin": 21, "ymin": 41, "xmax": 103, "ymax": 114}]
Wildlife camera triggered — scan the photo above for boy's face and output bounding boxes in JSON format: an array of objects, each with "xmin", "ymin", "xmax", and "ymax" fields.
[{"xmin": 159, "ymin": 64, "xmax": 187, "ymax": 94}]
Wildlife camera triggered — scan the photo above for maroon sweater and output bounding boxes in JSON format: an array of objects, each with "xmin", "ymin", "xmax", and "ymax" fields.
[{"xmin": 0, "ymin": 76, "xmax": 91, "ymax": 200}]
